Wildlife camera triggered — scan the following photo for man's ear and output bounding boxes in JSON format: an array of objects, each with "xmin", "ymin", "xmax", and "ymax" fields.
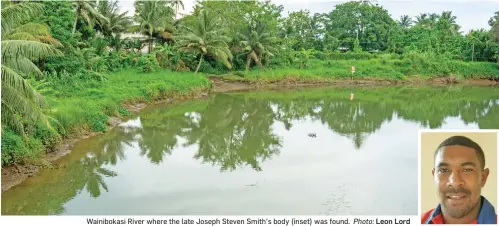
[
  {"xmin": 481, "ymin": 168, "xmax": 490, "ymax": 187},
  {"xmin": 432, "ymin": 168, "xmax": 435, "ymax": 177}
]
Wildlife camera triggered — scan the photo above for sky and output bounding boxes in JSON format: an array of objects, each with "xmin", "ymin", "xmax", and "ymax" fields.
[{"xmin": 117, "ymin": 0, "xmax": 499, "ymax": 33}]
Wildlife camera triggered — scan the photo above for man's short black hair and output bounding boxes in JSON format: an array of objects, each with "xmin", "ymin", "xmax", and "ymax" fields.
[{"xmin": 434, "ymin": 135, "xmax": 486, "ymax": 169}]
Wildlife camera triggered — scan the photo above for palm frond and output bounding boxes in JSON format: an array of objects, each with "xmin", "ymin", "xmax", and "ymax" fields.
[
  {"xmin": 1, "ymin": 2, "xmax": 45, "ymax": 36},
  {"xmin": 2, "ymin": 40, "xmax": 61, "ymax": 62},
  {"xmin": 1, "ymin": 102, "xmax": 26, "ymax": 136},
  {"xmin": 127, "ymin": 25, "xmax": 141, "ymax": 33},
  {"xmin": 96, "ymin": 168, "xmax": 118, "ymax": 177},
  {"xmin": 177, "ymin": 47, "xmax": 199, "ymax": 53},
  {"xmin": 86, "ymin": 176, "xmax": 102, "ymax": 198},
  {"xmin": 11, "ymin": 22, "xmax": 50, "ymax": 36},
  {"xmin": 37, "ymin": 36, "xmax": 63, "ymax": 47},
  {"xmin": 96, "ymin": 174, "xmax": 109, "ymax": 192},
  {"xmin": 1, "ymin": 83, "xmax": 45, "ymax": 121},
  {"xmin": 2, "ymin": 56, "xmax": 43, "ymax": 77},
  {"xmin": 80, "ymin": 10, "xmax": 93, "ymax": 26},
  {"xmin": 1, "ymin": 65, "xmax": 47, "ymax": 108},
  {"xmin": 82, "ymin": 2, "xmax": 110, "ymax": 25},
  {"xmin": 207, "ymin": 47, "xmax": 232, "ymax": 69},
  {"xmin": 183, "ymin": 33, "xmax": 203, "ymax": 43},
  {"xmin": 7, "ymin": 32, "xmax": 39, "ymax": 41}
]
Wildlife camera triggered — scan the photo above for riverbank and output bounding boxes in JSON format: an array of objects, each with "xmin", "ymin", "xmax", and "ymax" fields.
[
  {"xmin": 224, "ymin": 58, "xmax": 499, "ymax": 83},
  {"xmin": 1, "ymin": 69, "xmax": 212, "ymax": 191},
  {"xmin": 2, "ymin": 68, "xmax": 499, "ymax": 192},
  {"xmin": 210, "ymin": 74, "xmax": 499, "ymax": 91}
]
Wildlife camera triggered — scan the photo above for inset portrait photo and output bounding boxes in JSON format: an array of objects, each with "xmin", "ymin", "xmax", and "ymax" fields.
[{"xmin": 420, "ymin": 130, "xmax": 498, "ymax": 224}]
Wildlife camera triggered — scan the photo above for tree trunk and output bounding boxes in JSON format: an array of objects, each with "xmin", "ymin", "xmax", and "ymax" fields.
[
  {"xmin": 246, "ymin": 51, "xmax": 262, "ymax": 72},
  {"xmin": 471, "ymin": 43, "xmax": 475, "ymax": 61},
  {"xmin": 149, "ymin": 34, "xmax": 153, "ymax": 54},
  {"xmin": 195, "ymin": 54, "xmax": 203, "ymax": 73},
  {"xmin": 245, "ymin": 54, "xmax": 252, "ymax": 72},
  {"xmin": 72, "ymin": 12, "xmax": 79, "ymax": 34},
  {"xmin": 254, "ymin": 54, "xmax": 263, "ymax": 69}
]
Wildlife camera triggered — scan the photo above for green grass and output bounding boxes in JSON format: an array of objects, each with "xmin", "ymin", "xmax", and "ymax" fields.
[
  {"xmin": 1, "ymin": 69, "xmax": 211, "ymax": 167},
  {"xmin": 47, "ymin": 69, "xmax": 211, "ymax": 133},
  {"xmin": 221, "ymin": 58, "xmax": 499, "ymax": 83}
]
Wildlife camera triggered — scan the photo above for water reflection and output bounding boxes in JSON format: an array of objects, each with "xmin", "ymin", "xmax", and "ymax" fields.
[
  {"xmin": 181, "ymin": 95, "xmax": 282, "ymax": 172},
  {"xmin": 2, "ymin": 85, "xmax": 499, "ymax": 215}
]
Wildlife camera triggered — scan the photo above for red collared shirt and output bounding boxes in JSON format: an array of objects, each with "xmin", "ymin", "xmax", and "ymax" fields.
[{"xmin": 421, "ymin": 209, "xmax": 478, "ymax": 224}]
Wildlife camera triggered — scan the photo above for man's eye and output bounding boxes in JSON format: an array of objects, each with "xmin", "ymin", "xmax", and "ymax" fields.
[
  {"xmin": 439, "ymin": 168, "xmax": 449, "ymax": 173},
  {"xmin": 463, "ymin": 168, "xmax": 474, "ymax": 172}
]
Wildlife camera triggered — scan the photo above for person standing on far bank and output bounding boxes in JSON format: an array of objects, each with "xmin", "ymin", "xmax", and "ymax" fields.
[{"xmin": 421, "ymin": 135, "xmax": 497, "ymax": 224}]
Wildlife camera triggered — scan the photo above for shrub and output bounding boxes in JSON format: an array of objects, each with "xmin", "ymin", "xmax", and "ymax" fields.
[
  {"xmin": 1, "ymin": 130, "xmax": 44, "ymax": 166},
  {"xmin": 138, "ymin": 55, "xmax": 161, "ymax": 73}
]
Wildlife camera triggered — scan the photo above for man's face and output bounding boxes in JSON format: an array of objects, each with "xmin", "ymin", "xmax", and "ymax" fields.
[{"xmin": 432, "ymin": 145, "xmax": 489, "ymax": 219}]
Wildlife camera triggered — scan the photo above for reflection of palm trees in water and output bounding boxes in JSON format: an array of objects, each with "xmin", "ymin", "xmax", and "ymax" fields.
[
  {"xmin": 75, "ymin": 127, "xmax": 136, "ymax": 199},
  {"xmin": 80, "ymin": 153, "xmax": 118, "ymax": 198},
  {"xmin": 459, "ymin": 101, "xmax": 491, "ymax": 125},
  {"xmin": 475, "ymin": 101, "xmax": 499, "ymax": 129},
  {"xmin": 137, "ymin": 109, "xmax": 193, "ymax": 164},
  {"xmin": 181, "ymin": 94, "xmax": 282, "ymax": 172},
  {"xmin": 99, "ymin": 128, "xmax": 136, "ymax": 165},
  {"xmin": 123, "ymin": 87, "xmax": 499, "ymax": 169},
  {"xmin": 312, "ymin": 100, "xmax": 392, "ymax": 149},
  {"xmin": 272, "ymin": 99, "xmax": 323, "ymax": 130},
  {"xmin": 68, "ymin": 87, "xmax": 499, "ymax": 192},
  {"xmin": 78, "ymin": 86, "xmax": 499, "ymax": 194}
]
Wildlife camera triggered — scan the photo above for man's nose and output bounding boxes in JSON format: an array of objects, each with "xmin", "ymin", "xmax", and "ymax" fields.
[{"xmin": 447, "ymin": 171, "xmax": 465, "ymax": 187}]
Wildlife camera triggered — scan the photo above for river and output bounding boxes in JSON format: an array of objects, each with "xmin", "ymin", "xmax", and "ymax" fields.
[{"xmin": 2, "ymin": 85, "xmax": 499, "ymax": 215}]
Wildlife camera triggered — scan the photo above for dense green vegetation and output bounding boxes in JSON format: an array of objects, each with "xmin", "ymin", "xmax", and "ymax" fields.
[
  {"xmin": 1, "ymin": 0, "xmax": 499, "ymax": 167},
  {"xmin": 222, "ymin": 56, "xmax": 499, "ymax": 83}
]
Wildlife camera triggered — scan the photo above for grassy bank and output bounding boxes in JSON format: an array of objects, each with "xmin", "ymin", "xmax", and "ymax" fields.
[
  {"xmin": 220, "ymin": 57, "xmax": 499, "ymax": 83},
  {"xmin": 1, "ymin": 69, "xmax": 211, "ymax": 167}
]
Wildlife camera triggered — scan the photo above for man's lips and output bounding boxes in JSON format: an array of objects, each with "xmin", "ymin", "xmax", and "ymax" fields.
[{"xmin": 446, "ymin": 193, "xmax": 467, "ymax": 200}]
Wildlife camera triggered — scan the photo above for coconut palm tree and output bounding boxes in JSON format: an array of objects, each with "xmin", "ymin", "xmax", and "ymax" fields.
[
  {"xmin": 415, "ymin": 13, "xmax": 439, "ymax": 29},
  {"xmin": 96, "ymin": 0, "xmax": 133, "ymax": 38},
  {"xmin": 133, "ymin": 0, "xmax": 176, "ymax": 54},
  {"xmin": 398, "ymin": 15, "xmax": 412, "ymax": 29},
  {"xmin": 174, "ymin": 9, "xmax": 233, "ymax": 73},
  {"xmin": 415, "ymin": 13, "xmax": 427, "ymax": 24},
  {"xmin": 488, "ymin": 11, "xmax": 499, "ymax": 27},
  {"xmin": 1, "ymin": 2, "xmax": 61, "ymax": 136},
  {"xmin": 72, "ymin": 0, "xmax": 109, "ymax": 35},
  {"xmin": 357, "ymin": 0, "xmax": 377, "ymax": 6},
  {"xmin": 236, "ymin": 20, "xmax": 277, "ymax": 71},
  {"xmin": 170, "ymin": 0, "xmax": 184, "ymax": 19},
  {"xmin": 437, "ymin": 11, "xmax": 461, "ymax": 35}
]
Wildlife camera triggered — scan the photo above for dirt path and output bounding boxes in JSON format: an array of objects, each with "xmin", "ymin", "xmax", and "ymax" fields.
[
  {"xmin": 1, "ymin": 76, "xmax": 498, "ymax": 192},
  {"xmin": 210, "ymin": 77, "xmax": 254, "ymax": 92}
]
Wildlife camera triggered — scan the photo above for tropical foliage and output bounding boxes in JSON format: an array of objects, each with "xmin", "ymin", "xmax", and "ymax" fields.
[
  {"xmin": 174, "ymin": 9, "xmax": 233, "ymax": 73},
  {"xmin": 1, "ymin": 0, "xmax": 499, "ymax": 167},
  {"xmin": 1, "ymin": 2, "xmax": 61, "ymax": 137}
]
